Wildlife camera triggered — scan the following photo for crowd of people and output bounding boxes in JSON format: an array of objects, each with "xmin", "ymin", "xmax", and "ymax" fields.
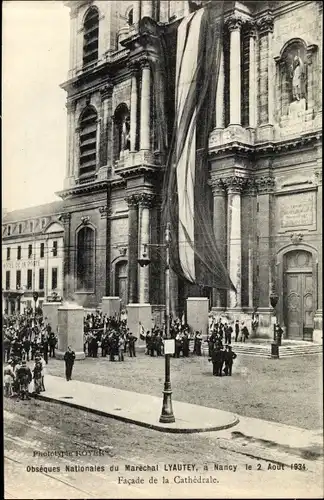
[{"xmin": 3, "ymin": 308, "xmax": 255, "ymax": 399}]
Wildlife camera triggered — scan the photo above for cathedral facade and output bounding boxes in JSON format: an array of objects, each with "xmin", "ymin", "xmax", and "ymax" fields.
[{"xmin": 58, "ymin": 0, "xmax": 322, "ymax": 341}]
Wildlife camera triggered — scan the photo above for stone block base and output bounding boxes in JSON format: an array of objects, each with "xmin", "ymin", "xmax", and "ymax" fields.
[
  {"xmin": 127, "ymin": 303, "xmax": 152, "ymax": 346},
  {"xmin": 187, "ymin": 298, "xmax": 209, "ymax": 335},
  {"xmin": 57, "ymin": 304, "xmax": 85, "ymax": 360},
  {"xmin": 101, "ymin": 296, "xmax": 121, "ymax": 317},
  {"xmin": 43, "ymin": 302, "xmax": 61, "ymax": 334},
  {"xmin": 313, "ymin": 310, "xmax": 323, "ymax": 344}
]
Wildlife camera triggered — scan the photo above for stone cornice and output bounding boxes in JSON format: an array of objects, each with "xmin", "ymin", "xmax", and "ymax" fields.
[{"xmin": 56, "ymin": 180, "xmax": 108, "ymax": 200}]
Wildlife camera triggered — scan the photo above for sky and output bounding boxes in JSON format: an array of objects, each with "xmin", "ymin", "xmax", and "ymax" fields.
[{"xmin": 2, "ymin": 1, "xmax": 70, "ymax": 212}]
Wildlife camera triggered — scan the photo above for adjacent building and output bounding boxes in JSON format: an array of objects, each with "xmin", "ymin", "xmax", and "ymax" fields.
[{"xmin": 2, "ymin": 201, "xmax": 65, "ymax": 314}]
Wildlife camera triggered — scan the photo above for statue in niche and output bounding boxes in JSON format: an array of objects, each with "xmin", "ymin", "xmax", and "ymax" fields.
[
  {"xmin": 290, "ymin": 53, "xmax": 305, "ymax": 102},
  {"xmin": 120, "ymin": 116, "xmax": 130, "ymax": 154}
]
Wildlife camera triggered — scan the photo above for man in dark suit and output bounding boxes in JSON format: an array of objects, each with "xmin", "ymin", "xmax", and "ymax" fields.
[
  {"xmin": 234, "ymin": 320, "xmax": 240, "ymax": 342},
  {"xmin": 223, "ymin": 345, "xmax": 237, "ymax": 376},
  {"xmin": 210, "ymin": 346, "xmax": 224, "ymax": 376},
  {"xmin": 64, "ymin": 346, "xmax": 76, "ymax": 381}
]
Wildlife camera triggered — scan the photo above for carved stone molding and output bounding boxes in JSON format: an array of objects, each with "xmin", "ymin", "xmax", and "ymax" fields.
[
  {"xmin": 137, "ymin": 193, "xmax": 156, "ymax": 208},
  {"xmin": 65, "ymin": 100, "xmax": 76, "ymax": 113},
  {"xmin": 223, "ymin": 176, "xmax": 247, "ymax": 193},
  {"xmin": 100, "ymin": 83, "xmax": 113, "ymax": 100},
  {"xmin": 80, "ymin": 216, "xmax": 90, "ymax": 225},
  {"xmin": 125, "ymin": 194, "xmax": 141, "ymax": 208},
  {"xmin": 255, "ymin": 176, "xmax": 275, "ymax": 194},
  {"xmin": 138, "ymin": 56, "xmax": 150, "ymax": 70},
  {"xmin": 98, "ymin": 206, "xmax": 112, "ymax": 219},
  {"xmin": 314, "ymin": 169, "xmax": 322, "ymax": 186},
  {"xmin": 244, "ymin": 178, "xmax": 257, "ymax": 196},
  {"xmin": 119, "ymin": 247, "xmax": 127, "ymax": 256},
  {"xmin": 257, "ymin": 14, "xmax": 274, "ymax": 34},
  {"xmin": 127, "ymin": 60, "xmax": 140, "ymax": 75},
  {"xmin": 290, "ymin": 233, "xmax": 303, "ymax": 245},
  {"xmin": 209, "ymin": 178, "xmax": 226, "ymax": 195},
  {"xmin": 226, "ymin": 15, "xmax": 244, "ymax": 32},
  {"xmin": 58, "ymin": 213, "xmax": 71, "ymax": 225},
  {"xmin": 245, "ymin": 20, "xmax": 257, "ymax": 38}
]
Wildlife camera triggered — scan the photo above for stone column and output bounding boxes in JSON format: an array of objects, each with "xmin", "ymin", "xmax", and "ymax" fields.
[
  {"xmin": 65, "ymin": 101, "xmax": 76, "ymax": 184},
  {"xmin": 140, "ymin": 59, "xmax": 151, "ymax": 150},
  {"xmin": 68, "ymin": 8, "xmax": 78, "ymax": 77},
  {"xmin": 129, "ymin": 64, "xmax": 139, "ymax": 152},
  {"xmin": 96, "ymin": 118, "xmax": 101, "ymax": 171},
  {"xmin": 142, "ymin": 0, "xmax": 153, "ymax": 18},
  {"xmin": 100, "ymin": 84, "xmax": 113, "ymax": 167},
  {"xmin": 257, "ymin": 14, "xmax": 274, "ymax": 125},
  {"xmin": 133, "ymin": 1, "xmax": 140, "ymax": 24},
  {"xmin": 224, "ymin": 176, "xmax": 246, "ymax": 309},
  {"xmin": 210, "ymin": 178, "xmax": 227, "ymax": 307},
  {"xmin": 227, "ymin": 16, "xmax": 243, "ymax": 126},
  {"xmin": 126, "ymin": 195, "xmax": 139, "ymax": 304},
  {"xmin": 255, "ymin": 176, "xmax": 275, "ymax": 308},
  {"xmin": 59, "ymin": 213, "xmax": 71, "ymax": 300},
  {"xmin": 138, "ymin": 194, "xmax": 155, "ymax": 303},
  {"xmin": 248, "ymin": 23, "xmax": 257, "ymax": 128},
  {"xmin": 215, "ymin": 39, "xmax": 225, "ymax": 129}
]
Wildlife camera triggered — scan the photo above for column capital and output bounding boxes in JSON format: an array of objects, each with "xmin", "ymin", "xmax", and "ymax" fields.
[
  {"xmin": 255, "ymin": 176, "xmax": 275, "ymax": 194},
  {"xmin": 223, "ymin": 176, "xmax": 247, "ymax": 194},
  {"xmin": 138, "ymin": 56, "xmax": 150, "ymax": 70},
  {"xmin": 100, "ymin": 83, "xmax": 113, "ymax": 100},
  {"xmin": 128, "ymin": 60, "xmax": 140, "ymax": 75},
  {"xmin": 256, "ymin": 13, "xmax": 274, "ymax": 34},
  {"xmin": 137, "ymin": 193, "xmax": 156, "ymax": 208},
  {"xmin": 209, "ymin": 177, "xmax": 226, "ymax": 195},
  {"xmin": 245, "ymin": 20, "xmax": 257, "ymax": 38},
  {"xmin": 98, "ymin": 206, "xmax": 112, "ymax": 218},
  {"xmin": 65, "ymin": 100, "xmax": 76, "ymax": 112},
  {"xmin": 226, "ymin": 15, "xmax": 244, "ymax": 32},
  {"xmin": 125, "ymin": 194, "xmax": 141, "ymax": 208},
  {"xmin": 58, "ymin": 212, "xmax": 71, "ymax": 225},
  {"xmin": 244, "ymin": 178, "xmax": 257, "ymax": 196}
]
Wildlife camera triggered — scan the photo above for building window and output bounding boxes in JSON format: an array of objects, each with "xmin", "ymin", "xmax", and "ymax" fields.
[
  {"xmin": 6, "ymin": 247, "xmax": 11, "ymax": 261},
  {"xmin": 79, "ymin": 106, "xmax": 98, "ymax": 177},
  {"xmin": 42, "ymin": 219, "xmax": 46, "ymax": 228},
  {"xmin": 40, "ymin": 243, "xmax": 45, "ymax": 258},
  {"xmin": 52, "ymin": 241, "xmax": 58, "ymax": 257},
  {"xmin": 39, "ymin": 268, "xmax": 45, "ymax": 290},
  {"xmin": 127, "ymin": 7, "xmax": 133, "ymax": 25},
  {"xmin": 18, "ymin": 224, "xmax": 22, "ymax": 234},
  {"xmin": 77, "ymin": 227, "xmax": 95, "ymax": 290},
  {"xmin": 51, "ymin": 267, "xmax": 58, "ymax": 290},
  {"xmin": 30, "ymin": 221, "xmax": 34, "ymax": 233},
  {"xmin": 17, "ymin": 246, "xmax": 21, "ymax": 260},
  {"xmin": 83, "ymin": 7, "xmax": 99, "ymax": 67},
  {"xmin": 28, "ymin": 244, "xmax": 33, "ymax": 258},
  {"xmin": 6, "ymin": 271, "xmax": 10, "ymax": 290},
  {"xmin": 27, "ymin": 269, "xmax": 33, "ymax": 290},
  {"xmin": 7, "ymin": 225, "xmax": 11, "ymax": 236},
  {"xmin": 16, "ymin": 270, "xmax": 21, "ymax": 289}
]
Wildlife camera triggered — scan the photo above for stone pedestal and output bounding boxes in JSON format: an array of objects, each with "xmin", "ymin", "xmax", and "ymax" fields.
[
  {"xmin": 313, "ymin": 310, "xmax": 323, "ymax": 344},
  {"xmin": 42, "ymin": 302, "xmax": 61, "ymax": 334},
  {"xmin": 101, "ymin": 296, "xmax": 121, "ymax": 317},
  {"xmin": 56, "ymin": 304, "xmax": 85, "ymax": 360},
  {"xmin": 127, "ymin": 303, "xmax": 152, "ymax": 346},
  {"xmin": 255, "ymin": 307, "xmax": 273, "ymax": 339},
  {"xmin": 186, "ymin": 298, "xmax": 209, "ymax": 336}
]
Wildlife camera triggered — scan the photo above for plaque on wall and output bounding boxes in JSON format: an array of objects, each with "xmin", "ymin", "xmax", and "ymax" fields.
[{"xmin": 276, "ymin": 191, "xmax": 316, "ymax": 232}]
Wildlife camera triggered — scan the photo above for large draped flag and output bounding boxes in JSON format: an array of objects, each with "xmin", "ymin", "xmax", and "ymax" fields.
[{"xmin": 140, "ymin": 2, "xmax": 234, "ymax": 291}]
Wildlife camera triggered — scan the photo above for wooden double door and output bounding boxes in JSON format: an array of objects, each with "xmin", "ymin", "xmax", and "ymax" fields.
[{"xmin": 284, "ymin": 251, "xmax": 314, "ymax": 340}]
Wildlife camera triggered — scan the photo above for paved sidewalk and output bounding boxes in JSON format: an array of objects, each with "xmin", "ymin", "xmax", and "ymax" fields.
[
  {"xmin": 35, "ymin": 375, "xmax": 323, "ymax": 471},
  {"xmin": 37, "ymin": 375, "xmax": 239, "ymax": 433}
]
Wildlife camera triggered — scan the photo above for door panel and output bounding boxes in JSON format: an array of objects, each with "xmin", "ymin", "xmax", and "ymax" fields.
[
  {"xmin": 303, "ymin": 273, "xmax": 313, "ymax": 338},
  {"xmin": 286, "ymin": 274, "xmax": 302, "ymax": 338},
  {"xmin": 118, "ymin": 278, "xmax": 127, "ymax": 310}
]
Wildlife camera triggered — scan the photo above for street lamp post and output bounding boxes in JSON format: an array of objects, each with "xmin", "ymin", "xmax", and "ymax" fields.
[
  {"xmin": 159, "ymin": 222, "xmax": 175, "ymax": 423},
  {"xmin": 137, "ymin": 223, "xmax": 175, "ymax": 423}
]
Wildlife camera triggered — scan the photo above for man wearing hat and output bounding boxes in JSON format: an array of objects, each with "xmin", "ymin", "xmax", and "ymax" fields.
[
  {"xmin": 15, "ymin": 360, "xmax": 32, "ymax": 400},
  {"xmin": 223, "ymin": 345, "xmax": 237, "ymax": 376},
  {"xmin": 64, "ymin": 346, "xmax": 76, "ymax": 381}
]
